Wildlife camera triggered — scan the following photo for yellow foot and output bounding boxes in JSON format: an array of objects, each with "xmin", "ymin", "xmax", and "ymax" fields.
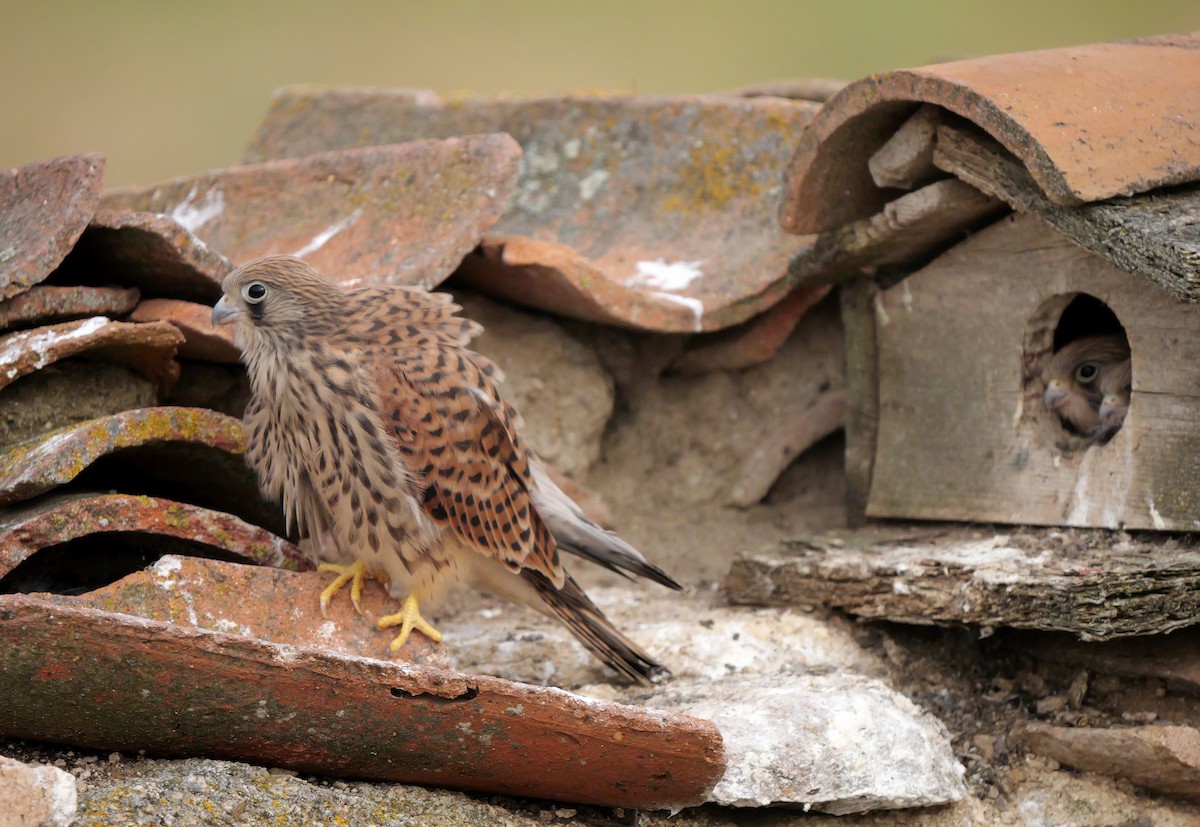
[
  {"xmin": 317, "ymin": 560, "xmax": 374, "ymax": 616},
  {"xmin": 377, "ymin": 593, "xmax": 443, "ymax": 653}
]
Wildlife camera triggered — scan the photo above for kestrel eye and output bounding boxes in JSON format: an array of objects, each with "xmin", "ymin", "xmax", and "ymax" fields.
[
  {"xmin": 1076, "ymin": 362, "xmax": 1100, "ymax": 383},
  {"xmin": 242, "ymin": 281, "xmax": 268, "ymax": 304}
]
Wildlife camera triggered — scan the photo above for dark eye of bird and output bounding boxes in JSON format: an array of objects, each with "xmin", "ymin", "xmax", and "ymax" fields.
[
  {"xmin": 1076, "ymin": 362, "xmax": 1099, "ymax": 383},
  {"xmin": 243, "ymin": 281, "xmax": 268, "ymax": 304}
]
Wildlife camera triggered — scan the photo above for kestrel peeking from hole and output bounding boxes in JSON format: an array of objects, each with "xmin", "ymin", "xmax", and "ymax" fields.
[
  {"xmin": 1042, "ymin": 335, "xmax": 1130, "ymax": 439},
  {"xmin": 212, "ymin": 255, "xmax": 680, "ymax": 682}
]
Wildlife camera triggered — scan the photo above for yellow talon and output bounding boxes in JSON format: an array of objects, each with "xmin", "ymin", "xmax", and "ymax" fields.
[
  {"xmin": 377, "ymin": 593, "xmax": 443, "ymax": 652},
  {"xmin": 318, "ymin": 560, "xmax": 370, "ymax": 616}
]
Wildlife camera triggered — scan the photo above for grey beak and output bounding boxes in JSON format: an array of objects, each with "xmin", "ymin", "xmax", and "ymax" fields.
[{"xmin": 211, "ymin": 295, "xmax": 239, "ymax": 327}]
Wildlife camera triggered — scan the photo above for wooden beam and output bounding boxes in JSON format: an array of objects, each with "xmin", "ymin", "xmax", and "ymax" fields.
[{"xmin": 868, "ymin": 105, "xmax": 943, "ymax": 190}]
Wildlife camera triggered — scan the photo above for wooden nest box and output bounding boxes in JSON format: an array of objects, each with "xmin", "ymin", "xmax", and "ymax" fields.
[{"xmin": 778, "ymin": 36, "xmax": 1200, "ymax": 531}]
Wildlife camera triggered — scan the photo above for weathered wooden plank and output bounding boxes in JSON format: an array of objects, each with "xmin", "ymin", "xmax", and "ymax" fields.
[
  {"xmin": 868, "ymin": 105, "xmax": 943, "ymax": 190},
  {"xmin": 933, "ymin": 124, "xmax": 1200, "ymax": 303},
  {"xmin": 787, "ymin": 177, "xmax": 1005, "ymax": 287},
  {"xmin": 840, "ymin": 279, "xmax": 880, "ymax": 525},
  {"xmin": 867, "ymin": 211, "xmax": 1200, "ymax": 530},
  {"xmin": 724, "ymin": 525, "xmax": 1200, "ymax": 639}
]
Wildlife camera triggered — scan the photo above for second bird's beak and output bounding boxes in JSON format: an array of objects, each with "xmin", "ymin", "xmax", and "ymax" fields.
[{"xmin": 211, "ymin": 295, "xmax": 239, "ymax": 327}]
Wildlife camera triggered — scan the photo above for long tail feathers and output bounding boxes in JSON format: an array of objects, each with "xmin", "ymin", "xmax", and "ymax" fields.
[
  {"xmin": 525, "ymin": 570, "xmax": 663, "ymax": 685},
  {"xmin": 530, "ymin": 465, "xmax": 682, "ymax": 591}
]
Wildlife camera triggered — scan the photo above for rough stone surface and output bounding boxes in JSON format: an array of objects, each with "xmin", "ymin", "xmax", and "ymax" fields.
[
  {"xmin": 0, "ymin": 755, "xmax": 77, "ymax": 827},
  {"xmin": 1014, "ymin": 723, "xmax": 1200, "ymax": 799},
  {"xmin": 0, "ymin": 153, "xmax": 104, "ymax": 300},
  {"xmin": 104, "ymin": 137, "xmax": 521, "ymax": 291},
  {"xmin": 454, "ymin": 290, "xmax": 613, "ymax": 477},
  {"xmin": 130, "ymin": 298, "xmax": 240, "ymax": 363},
  {"xmin": 76, "ymin": 758, "xmax": 544, "ymax": 827},
  {"xmin": 0, "ymin": 362, "xmax": 156, "ymax": 447},
  {"xmin": 643, "ymin": 674, "xmax": 966, "ymax": 813},
  {"xmin": 0, "ymin": 316, "xmax": 183, "ymax": 393},
  {"xmin": 246, "ymin": 88, "xmax": 817, "ymax": 332},
  {"xmin": 0, "ymin": 285, "xmax": 140, "ymax": 331}
]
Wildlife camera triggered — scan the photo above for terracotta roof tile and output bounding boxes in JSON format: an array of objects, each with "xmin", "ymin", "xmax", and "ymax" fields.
[
  {"xmin": 782, "ymin": 34, "xmax": 1200, "ymax": 234},
  {"xmin": 246, "ymin": 89, "xmax": 817, "ymax": 331},
  {"xmin": 0, "ymin": 154, "xmax": 104, "ymax": 300},
  {"xmin": 103, "ymin": 137, "xmax": 521, "ymax": 290}
]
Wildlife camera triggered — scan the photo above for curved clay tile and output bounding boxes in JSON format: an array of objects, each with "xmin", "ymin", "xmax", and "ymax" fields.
[
  {"xmin": 0, "ymin": 407, "xmax": 279, "ymax": 533},
  {"xmin": 0, "ymin": 154, "xmax": 105, "ymax": 300},
  {"xmin": 0, "ymin": 285, "xmax": 140, "ymax": 331},
  {"xmin": 0, "ymin": 316, "xmax": 183, "ymax": 392},
  {"xmin": 130, "ymin": 299, "xmax": 239, "ymax": 363},
  {"xmin": 245, "ymin": 89, "xmax": 818, "ymax": 332},
  {"xmin": 0, "ymin": 581, "xmax": 724, "ymax": 809},
  {"xmin": 781, "ymin": 35, "xmax": 1200, "ymax": 234},
  {"xmin": 55, "ymin": 210, "xmax": 235, "ymax": 303},
  {"xmin": 0, "ymin": 492, "xmax": 308, "ymax": 581},
  {"xmin": 102, "ymin": 137, "xmax": 522, "ymax": 290}
]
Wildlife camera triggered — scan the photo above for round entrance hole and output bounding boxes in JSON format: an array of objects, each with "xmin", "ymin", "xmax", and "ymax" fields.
[{"xmin": 1025, "ymin": 293, "xmax": 1131, "ymax": 447}]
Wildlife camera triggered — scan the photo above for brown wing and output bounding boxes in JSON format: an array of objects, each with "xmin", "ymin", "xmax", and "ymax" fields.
[
  {"xmin": 371, "ymin": 343, "xmax": 564, "ymax": 587},
  {"xmin": 340, "ymin": 286, "xmax": 486, "ymax": 353}
]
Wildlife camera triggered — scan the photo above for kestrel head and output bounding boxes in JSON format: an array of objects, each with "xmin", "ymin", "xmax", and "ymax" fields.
[{"xmin": 212, "ymin": 255, "xmax": 344, "ymax": 346}]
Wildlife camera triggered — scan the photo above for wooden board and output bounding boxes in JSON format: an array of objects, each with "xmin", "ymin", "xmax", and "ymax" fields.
[
  {"xmin": 724, "ymin": 525, "xmax": 1200, "ymax": 639},
  {"xmin": 868, "ymin": 105, "xmax": 943, "ymax": 190},
  {"xmin": 864, "ymin": 211, "xmax": 1200, "ymax": 530},
  {"xmin": 933, "ymin": 124, "xmax": 1200, "ymax": 304}
]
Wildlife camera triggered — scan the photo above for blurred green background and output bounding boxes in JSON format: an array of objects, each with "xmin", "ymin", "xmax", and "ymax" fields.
[{"xmin": 5, "ymin": 1, "xmax": 1197, "ymax": 188}]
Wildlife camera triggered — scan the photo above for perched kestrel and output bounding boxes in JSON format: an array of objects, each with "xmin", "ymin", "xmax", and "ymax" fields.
[
  {"xmin": 212, "ymin": 255, "xmax": 680, "ymax": 682},
  {"xmin": 1042, "ymin": 335, "xmax": 1130, "ymax": 438}
]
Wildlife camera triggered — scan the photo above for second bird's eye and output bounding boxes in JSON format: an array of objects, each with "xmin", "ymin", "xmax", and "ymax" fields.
[
  {"xmin": 243, "ymin": 281, "xmax": 268, "ymax": 304},
  {"xmin": 1076, "ymin": 362, "xmax": 1099, "ymax": 383}
]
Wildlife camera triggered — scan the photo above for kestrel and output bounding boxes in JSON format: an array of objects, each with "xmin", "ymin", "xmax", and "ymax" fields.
[
  {"xmin": 1042, "ymin": 335, "xmax": 1130, "ymax": 437},
  {"xmin": 212, "ymin": 255, "xmax": 680, "ymax": 683},
  {"xmin": 1097, "ymin": 357, "xmax": 1132, "ymax": 438}
]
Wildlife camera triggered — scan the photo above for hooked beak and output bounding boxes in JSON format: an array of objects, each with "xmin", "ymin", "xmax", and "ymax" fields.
[
  {"xmin": 1043, "ymin": 380, "xmax": 1068, "ymax": 412},
  {"xmin": 211, "ymin": 295, "xmax": 240, "ymax": 327}
]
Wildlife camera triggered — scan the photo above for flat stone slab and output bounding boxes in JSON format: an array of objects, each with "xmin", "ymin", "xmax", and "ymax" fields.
[
  {"xmin": 0, "ymin": 316, "xmax": 183, "ymax": 392},
  {"xmin": 55, "ymin": 210, "xmax": 236, "ymax": 304},
  {"xmin": 0, "ymin": 285, "xmax": 140, "ymax": 331},
  {"xmin": 104, "ymin": 137, "xmax": 521, "ymax": 290},
  {"xmin": 0, "ymin": 580, "xmax": 725, "ymax": 810},
  {"xmin": 0, "ymin": 495, "xmax": 306, "ymax": 582},
  {"xmin": 0, "ymin": 153, "xmax": 104, "ymax": 300},
  {"xmin": 725, "ymin": 525, "xmax": 1200, "ymax": 640},
  {"xmin": 641, "ymin": 674, "xmax": 965, "ymax": 813},
  {"xmin": 246, "ymin": 88, "xmax": 817, "ymax": 331},
  {"xmin": 130, "ymin": 298, "xmax": 239, "ymax": 362},
  {"xmin": 1014, "ymin": 723, "xmax": 1200, "ymax": 800}
]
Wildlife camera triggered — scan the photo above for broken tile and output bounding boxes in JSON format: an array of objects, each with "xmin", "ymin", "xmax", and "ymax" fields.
[
  {"xmin": 245, "ymin": 89, "xmax": 816, "ymax": 331},
  {"xmin": 0, "ymin": 284, "xmax": 140, "ymax": 331},
  {"xmin": 725, "ymin": 525, "xmax": 1200, "ymax": 640},
  {"xmin": 1014, "ymin": 722, "xmax": 1200, "ymax": 800},
  {"xmin": 54, "ymin": 210, "xmax": 235, "ymax": 303},
  {"xmin": 642, "ymin": 674, "xmax": 965, "ymax": 812},
  {"xmin": 0, "ymin": 589, "xmax": 725, "ymax": 810},
  {"xmin": 669, "ymin": 284, "xmax": 832, "ymax": 374},
  {"xmin": 0, "ymin": 317, "xmax": 181, "ymax": 391},
  {"xmin": 130, "ymin": 298, "xmax": 239, "ymax": 363},
  {"xmin": 0, "ymin": 153, "xmax": 104, "ymax": 300},
  {"xmin": 782, "ymin": 35, "xmax": 1200, "ymax": 233},
  {"xmin": 0, "ymin": 317, "xmax": 182, "ymax": 392},
  {"xmin": 0, "ymin": 407, "xmax": 279, "ymax": 534},
  {"xmin": 0, "ymin": 495, "xmax": 306, "ymax": 582},
  {"xmin": 0, "ymin": 755, "xmax": 77, "ymax": 827},
  {"xmin": 103, "ymin": 137, "xmax": 522, "ymax": 290}
]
